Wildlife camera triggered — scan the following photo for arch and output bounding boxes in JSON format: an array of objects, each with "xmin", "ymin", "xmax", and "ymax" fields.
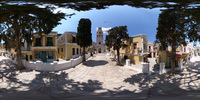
[{"xmin": 98, "ymin": 48, "xmax": 101, "ymax": 53}]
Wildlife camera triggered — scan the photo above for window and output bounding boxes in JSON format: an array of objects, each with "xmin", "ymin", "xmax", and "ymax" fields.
[
  {"xmin": 34, "ymin": 51, "xmax": 40, "ymax": 59},
  {"xmin": 61, "ymin": 48, "xmax": 63, "ymax": 52},
  {"xmin": 149, "ymin": 46, "xmax": 151, "ymax": 51},
  {"xmin": 133, "ymin": 43, "xmax": 137, "ymax": 49},
  {"xmin": 143, "ymin": 44, "xmax": 146, "ymax": 50},
  {"xmin": 22, "ymin": 53, "xmax": 26, "ymax": 59},
  {"xmin": 197, "ymin": 49, "xmax": 199, "ymax": 51},
  {"xmin": 58, "ymin": 48, "xmax": 59, "ymax": 53},
  {"xmin": 77, "ymin": 48, "xmax": 79, "ymax": 54},
  {"xmin": 73, "ymin": 48, "xmax": 75, "ymax": 55},
  {"xmin": 47, "ymin": 37, "xmax": 53, "ymax": 46},
  {"xmin": 35, "ymin": 38, "xmax": 41, "ymax": 46},
  {"xmin": 72, "ymin": 36, "xmax": 76, "ymax": 43},
  {"xmin": 99, "ymin": 42, "xmax": 101, "ymax": 45},
  {"xmin": 30, "ymin": 55, "xmax": 32, "ymax": 60},
  {"xmin": 47, "ymin": 51, "xmax": 54, "ymax": 59}
]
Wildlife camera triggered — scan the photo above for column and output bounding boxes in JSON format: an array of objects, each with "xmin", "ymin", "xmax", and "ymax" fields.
[
  {"xmin": 43, "ymin": 36, "xmax": 45, "ymax": 46},
  {"xmin": 142, "ymin": 63, "xmax": 149, "ymax": 73},
  {"xmin": 125, "ymin": 59, "xmax": 130, "ymax": 67},
  {"xmin": 55, "ymin": 36, "xmax": 57, "ymax": 46},
  {"xmin": 159, "ymin": 63, "xmax": 165, "ymax": 74}
]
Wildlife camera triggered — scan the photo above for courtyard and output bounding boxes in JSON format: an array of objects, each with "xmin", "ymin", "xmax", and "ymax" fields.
[{"xmin": 0, "ymin": 53, "xmax": 200, "ymax": 99}]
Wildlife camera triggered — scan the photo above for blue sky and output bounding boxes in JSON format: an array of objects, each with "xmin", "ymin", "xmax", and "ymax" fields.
[{"xmin": 53, "ymin": 5, "xmax": 162, "ymax": 43}]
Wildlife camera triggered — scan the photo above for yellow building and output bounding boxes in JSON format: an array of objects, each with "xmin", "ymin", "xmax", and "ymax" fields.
[
  {"xmin": 22, "ymin": 32, "xmax": 58, "ymax": 62},
  {"xmin": 57, "ymin": 32, "xmax": 82, "ymax": 60},
  {"xmin": 157, "ymin": 43, "xmax": 189, "ymax": 68},
  {"xmin": 110, "ymin": 34, "xmax": 149, "ymax": 64}
]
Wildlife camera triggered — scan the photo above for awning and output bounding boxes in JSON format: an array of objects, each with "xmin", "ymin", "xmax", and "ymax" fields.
[{"xmin": 167, "ymin": 51, "xmax": 189, "ymax": 60}]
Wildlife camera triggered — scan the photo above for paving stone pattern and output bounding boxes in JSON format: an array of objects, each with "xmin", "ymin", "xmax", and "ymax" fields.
[{"xmin": 0, "ymin": 54, "xmax": 200, "ymax": 98}]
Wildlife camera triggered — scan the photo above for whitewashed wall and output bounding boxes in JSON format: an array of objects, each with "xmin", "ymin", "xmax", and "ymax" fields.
[{"xmin": 21, "ymin": 54, "xmax": 91, "ymax": 72}]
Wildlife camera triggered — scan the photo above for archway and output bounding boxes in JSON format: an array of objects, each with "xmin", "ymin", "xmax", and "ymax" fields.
[{"xmin": 98, "ymin": 48, "xmax": 101, "ymax": 53}]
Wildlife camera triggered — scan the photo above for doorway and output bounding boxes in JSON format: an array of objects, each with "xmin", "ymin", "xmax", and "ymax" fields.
[
  {"xmin": 41, "ymin": 51, "xmax": 47, "ymax": 62},
  {"xmin": 98, "ymin": 48, "xmax": 101, "ymax": 53}
]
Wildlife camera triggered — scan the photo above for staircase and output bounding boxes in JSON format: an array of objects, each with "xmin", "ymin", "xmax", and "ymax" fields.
[{"xmin": 148, "ymin": 58, "xmax": 159, "ymax": 73}]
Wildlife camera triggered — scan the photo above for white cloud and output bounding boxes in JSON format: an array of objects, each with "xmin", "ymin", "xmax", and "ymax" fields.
[{"xmin": 96, "ymin": 27, "xmax": 112, "ymax": 34}]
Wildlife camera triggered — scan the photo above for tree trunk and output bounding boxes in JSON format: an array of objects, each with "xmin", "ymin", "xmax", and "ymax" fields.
[
  {"xmin": 117, "ymin": 49, "xmax": 120, "ymax": 65},
  {"xmin": 171, "ymin": 42, "xmax": 176, "ymax": 74},
  {"xmin": 16, "ymin": 31, "xmax": 24, "ymax": 70},
  {"xmin": 83, "ymin": 47, "xmax": 86, "ymax": 62}
]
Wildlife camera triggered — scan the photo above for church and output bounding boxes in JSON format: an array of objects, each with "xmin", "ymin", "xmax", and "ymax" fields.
[{"xmin": 92, "ymin": 27, "xmax": 106, "ymax": 53}]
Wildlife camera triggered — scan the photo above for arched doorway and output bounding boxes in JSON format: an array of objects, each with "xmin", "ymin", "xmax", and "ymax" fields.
[{"xmin": 98, "ymin": 48, "xmax": 101, "ymax": 53}]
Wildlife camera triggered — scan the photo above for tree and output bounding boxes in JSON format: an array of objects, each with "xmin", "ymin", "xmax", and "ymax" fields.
[
  {"xmin": 0, "ymin": 4, "xmax": 65, "ymax": 70},
  {"xmin": 105, "ymin": 26, "xmax": 129, "ymax": 65},
  {"xmin": 156, "ymin": 8, "xmax": 186, "ymax": 74},
  {"xmin": 76, "ymin": 18, "xmax": 92, "ymax": 62}
]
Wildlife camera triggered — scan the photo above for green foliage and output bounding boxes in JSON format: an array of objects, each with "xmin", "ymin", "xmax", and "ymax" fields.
[
  {"xmin": 184, "ymin": 8, "xmax": 200, "ymax": 43},
  {"xmin": 156, "ymin": 8, "xmax": 187, "ymax": 47},
  {"xmin": 105, "ymin": 26, "xmax": 129, "ymax": 50},
  {"xmin": 0, "ymin": 4, "xmax": 65, "ymax": 69},
  {"xmin": 0, "ymin": 4, "xmax": 65, "ymax": 50},
  {"xmin": 105, "ymin": 26, "xmax": 129, "ymax": 64},
  {"xmin": 76, "ymin": 18, "xmax": 92, "ymax": 47}
]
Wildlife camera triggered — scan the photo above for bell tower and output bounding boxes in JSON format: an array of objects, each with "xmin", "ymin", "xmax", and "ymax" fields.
[{"xmin": 96, "ymin": 27, "xmax": 103, "ymax": 45}]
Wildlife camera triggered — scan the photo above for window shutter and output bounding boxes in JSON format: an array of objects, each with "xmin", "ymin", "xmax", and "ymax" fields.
[
  {"xmin": 40, "ymin": 52, "xmax": 42, "ymax": 58},
  {"xmin": 52, "ymin": 51, "xmax": 54, "ymax": 59},
  {"xmin": 46, "ymin": 51, "xmax": 48, "ymax": 59}
]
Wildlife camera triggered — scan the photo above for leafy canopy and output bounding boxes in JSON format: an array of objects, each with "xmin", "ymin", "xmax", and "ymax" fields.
[
  {"xmin": 0, "ymin": 4, "xmax": 65, "ymax": 50},
  {"xmin": 105, "ymin": 26, "xmax": 129, "ymax": 50},
  {"xmin": 156, "ymin": 8, "xmax": 186, "ymax": 50},
  {"xmin": 76, "ymin": 18, "xmax": 92, "ymax": 47}
]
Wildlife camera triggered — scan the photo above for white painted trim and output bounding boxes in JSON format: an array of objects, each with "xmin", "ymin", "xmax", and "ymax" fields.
[
  {"xmin": 65, "ymin": 32, "xmax": 67, "ymax": 43},
  {"xmin": 33, "ymin": 32, "xmax": 58, "ymax": 36},
  {"xmin": 31, "ymin": 47, "xmax": 57, "ymax": 50},
  {"xmin": 43, "ymin": 36, "xmax": 45, "ymax": 46},
  {"xmin": 55, "ymin": 36, "xmax": 57, "ymax": 46},
  {"xmin": 142, "ymin": 37, "xmax": 144, "ymax": 62},
  {"xmin": 65, "ymin": 44, "xmax": 67, "ymax": 60}
]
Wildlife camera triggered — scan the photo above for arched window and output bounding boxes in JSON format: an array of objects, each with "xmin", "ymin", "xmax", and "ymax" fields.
[{"xmin": 99, "ymin": 42, "xmax": 101, "ymax": 45}]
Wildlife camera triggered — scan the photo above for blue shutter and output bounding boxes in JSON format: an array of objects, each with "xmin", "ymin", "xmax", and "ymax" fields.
[
  {"xmin": 46, "ymin": 51, "xmax": 48, "ymax": 59},
  {"xmin": 40, "ymin": 52, "xmax": 42, "ymax": 59},
  {"xmin": 52, "ymin": 51, "xmax": 54, "ymax": 59}
]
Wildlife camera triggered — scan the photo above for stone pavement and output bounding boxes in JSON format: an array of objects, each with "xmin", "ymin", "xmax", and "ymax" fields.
[{"xmin": 0, "ymin": 54, "xmax": 200, "ymax": 99}]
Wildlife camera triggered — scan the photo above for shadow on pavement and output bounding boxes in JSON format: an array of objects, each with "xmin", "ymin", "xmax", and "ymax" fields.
[
  {"xmin": 84, "ymin": 60, "xmax": 108, "ymax": 67},
  {"xmin": 0, "ymin": 58, "xmax": 200, "ymax": 99}
]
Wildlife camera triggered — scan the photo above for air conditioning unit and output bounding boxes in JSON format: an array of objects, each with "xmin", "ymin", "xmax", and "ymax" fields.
[{"xmin": 137, "ymin": 47, "xmax": 142, "ymax": 51}]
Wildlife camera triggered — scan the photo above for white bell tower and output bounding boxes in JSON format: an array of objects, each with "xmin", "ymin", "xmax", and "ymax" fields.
[{"xmin": 96, "ymin": 27, "xmax": 104, "ymax": 53}]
